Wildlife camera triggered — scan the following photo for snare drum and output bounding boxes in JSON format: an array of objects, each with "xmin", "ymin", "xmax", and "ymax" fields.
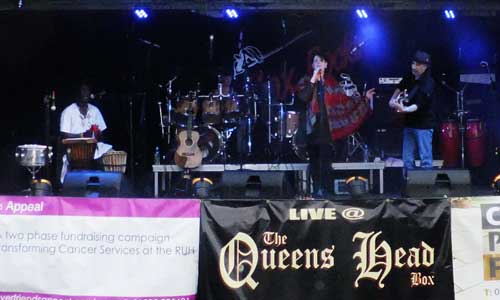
[
  {"xmin": 102, "ymin": 150, "xmax": 127, "ymax": 173},
  {"xmin": 62, "ymin": 138, "xmax": 97, "ymax": 169},
  {"xmin": 15, "ymin": 144, "xmax": 53, "ymax": 167}
]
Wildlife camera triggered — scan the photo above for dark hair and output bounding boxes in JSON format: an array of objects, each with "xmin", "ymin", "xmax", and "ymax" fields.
[{"xmin": 310, "ymin": 50, "xmax": 329, "ymax": 64}]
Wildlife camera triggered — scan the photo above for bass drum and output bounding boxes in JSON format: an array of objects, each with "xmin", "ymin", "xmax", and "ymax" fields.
[{"xmin": 196, "ymin": 125, "xmax": 223, "ymax": 163}]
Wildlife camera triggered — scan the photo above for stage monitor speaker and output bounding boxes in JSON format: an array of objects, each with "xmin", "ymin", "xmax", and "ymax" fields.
[
  {"xmin": 220, "ymin": 171, "xmax": 292, "ymax": 199},
  {"xmin": 62, "ymin": 171, "xmax": 124, "ymax": 197},
  {"xmin": 404, "ymin": 169, "xmax": 471, "ymax": 197}
]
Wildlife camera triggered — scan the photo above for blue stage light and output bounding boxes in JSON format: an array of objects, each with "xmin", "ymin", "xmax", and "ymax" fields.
[
  {"xmin": 134, "ymin": 8, "xmax": 149, "ymax": 19},
  {"xmin": 444, "ymin": 10, "xmax": 456, "ymax": 19},
  {"xmin": 356, "ymin": 9, "xmax": 368, "ymax": 19},
  {"xmin": 225, "ymin": 8, "xmax": 239, "ymax": 19}
]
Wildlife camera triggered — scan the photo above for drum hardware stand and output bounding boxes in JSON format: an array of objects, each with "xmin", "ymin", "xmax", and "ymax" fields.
[
  {"xmin": 456, "ymin": 87, "xmax": 468, "ymax": 169},
  {"xmin": 345, "ymin": 133, "xmax": 368, "ymax": 162},
  {"xmin": 158, "ymin": 76, "xmax": 177, "ymax": 144},
  {"xmin": 218, "ymin": 127, "xmax": 230, "ymax": 163},
  {"xmin": 158, "ymin": 101, "xmax": 165, "ymax": 138},
  {"xmin": 43, "ymin": 92, "xmax": 55, "ymax": 181},
  {"xmin": 244, "ymin": 75, "xmax": 257, "ymax": 156},
  {"xmin": 442, "ymin": 80, "xmax": 468, "ymax": 168},
  {"xmin": 271, "ymin": 95, "xmax": 296, "ymax": 162},
  {"xmin": 267, "ymin": 79, "xmax": 273, "ymax": 145}
]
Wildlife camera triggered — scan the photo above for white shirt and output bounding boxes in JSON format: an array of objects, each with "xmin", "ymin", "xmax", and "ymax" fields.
[
  {"xmin": 60, "ymin": 103, "xmax": 107, "ymax": 134},
  {"xmin": 60, "ymin": 102, "xmax": 112, "ymax": 158}
]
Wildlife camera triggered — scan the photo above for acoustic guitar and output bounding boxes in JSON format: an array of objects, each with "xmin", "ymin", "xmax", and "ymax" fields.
[{"xmin": 174, "ymin": 103, "xmax": 202, "ymax": 169}]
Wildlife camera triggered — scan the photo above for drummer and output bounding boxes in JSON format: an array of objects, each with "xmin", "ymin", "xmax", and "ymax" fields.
[{"xmin": 59, "ymin": 82, "xmax": 112, "ymax": 181}]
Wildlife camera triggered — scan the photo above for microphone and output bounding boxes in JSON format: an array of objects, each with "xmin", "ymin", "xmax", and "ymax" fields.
[
  {"xmin": 50, "ymin": 90, "xmax": 56, "ymax": 111},
  {"xmin": 90, "ymin": 91, "xmax": 106, "ymax": 100},
  {"xmin": 350, "ymin": 41, "xmax": 365, "ymax": 55},
  {"xmin": 158, "ymin": 76, "xmax": 178, "ymax": 95},
  {"xmin": 480, "ymin": 60, "xmax": 496, "ymax": 90}
]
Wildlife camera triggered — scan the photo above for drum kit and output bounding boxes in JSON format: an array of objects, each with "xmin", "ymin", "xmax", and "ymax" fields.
[{"xmin": 158, "ymin": 76, "xmax": 308, "ymax": 166}]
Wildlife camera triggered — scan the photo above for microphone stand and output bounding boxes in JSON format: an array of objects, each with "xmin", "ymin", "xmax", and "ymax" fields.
[
  {"xmin": 43, "ymin": 94, "xmax": 52, "ymax": 180},
  {"xmin": 267, "ymin": 78, "xmax": 272, "ymax": 145},
  {"xmin": 316, "ymin": 77, "xmax": 328, "ymax": 196}
]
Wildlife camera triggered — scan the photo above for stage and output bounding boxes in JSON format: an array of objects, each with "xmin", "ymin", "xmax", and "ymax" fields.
[{"xmin": 152, "ymin": 162, "xmax": 386, "ymax": 197}]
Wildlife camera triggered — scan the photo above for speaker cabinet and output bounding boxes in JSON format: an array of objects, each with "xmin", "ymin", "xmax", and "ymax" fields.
[
  {"xmin": 220, "ymin": 171, "xmax": 292, "ymax": 199},
  {"xmin": 404, "ymin": 169, "xmax": 471, "ymax": 197},
  {"xmin": 62, "ymin": 171, "xmax": 124, "ymax": 197}
]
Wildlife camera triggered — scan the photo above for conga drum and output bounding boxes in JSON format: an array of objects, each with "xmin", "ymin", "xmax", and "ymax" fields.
[
  {"xmin": 466, "ymin": 119, "xmax": 486, "ymax": 167},
  {"xmin": 102, "ymin": 150, "xmax": 127, "ymax": 173},
  {"xmin": 62, "ymin": 138, "xmax": 97, "ymax": 169},
  {"xmin": 440, "ymin": 120, "xmax": 459, "ymax": 167}
]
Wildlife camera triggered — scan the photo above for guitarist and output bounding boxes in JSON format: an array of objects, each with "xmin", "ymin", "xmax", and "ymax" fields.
[{"xmin": 389, "ymin": 50, "xmax": 436, "ymax": 171}]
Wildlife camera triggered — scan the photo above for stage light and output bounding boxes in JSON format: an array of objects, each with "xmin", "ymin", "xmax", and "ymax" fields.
[
  {"xmin": 225, "ymin": 8, "xmax": 239, "ymax": 19},
  {"xmin": 18, "ymin": 0, "xmax": 23, "ymax": 8},
  {"xmin": 31, "ymin": 179, "xmax": 52, "ymax": 196},
  {"xmin": 134, "ymin": 8, "xmax": 149, "ymax": 19},
  {"xmin": 346, "ymin": 176, "xmax": 369, "ymax": 196},
  {"xmin": 356, "ymin": 9, "xmax": 368, "ymax": 19},
  {"xmin": 492, "ymin": 174, "xmax": 500, "ymax": 193},
  {"xmin": 444, "ymin": 10, "xmax": 456, "ymax": 19},
  {"xmin": 192, "ymin": 177, "xmax": 213, "ymax": 198}
]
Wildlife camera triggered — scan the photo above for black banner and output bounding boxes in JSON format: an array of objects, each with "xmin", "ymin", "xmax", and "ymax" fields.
[{"xmin": 199, "ymin": 199, "xmax": 454, "ymax": 300}]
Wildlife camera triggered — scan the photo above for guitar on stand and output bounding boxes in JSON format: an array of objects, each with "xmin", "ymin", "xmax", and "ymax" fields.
[
  {"xmin": 174, "ymin": 103, "xmax": 202, "ymax": 196},
  {"xmin": 174, "ymin": 103, "xmax": 202, "ymax": 168}
]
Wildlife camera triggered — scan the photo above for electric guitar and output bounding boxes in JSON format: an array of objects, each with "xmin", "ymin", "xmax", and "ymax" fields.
[
  {"xmin": 174, "ymin": 103, "xmax": 202, "ymax": 169},
  {"xmin": 389, "ymin": 88, "xmax": 410, "ymax": 111}
]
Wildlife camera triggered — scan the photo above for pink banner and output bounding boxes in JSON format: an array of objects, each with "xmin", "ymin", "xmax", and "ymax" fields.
[
  {"xmin": 0, "ymin": 292, "xmax": 196, "ymax": 300},
  {"xmin": 0, "ymin": 196, "xmax": 200, "ymax": 218}
]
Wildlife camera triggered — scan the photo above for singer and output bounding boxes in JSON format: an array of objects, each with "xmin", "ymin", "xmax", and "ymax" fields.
[
  {"xmin": 297, "ymin": 51, "xmax": 375, "ymax": 197},
  {"xmin": 389, "ymin": 50, "xmax": 436, "ymax": 171}
]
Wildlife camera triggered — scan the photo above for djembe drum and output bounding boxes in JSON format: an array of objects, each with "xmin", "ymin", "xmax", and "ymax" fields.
[
  {"xmin": 62, "ymin": 138, "xmax": 97, "ymax": 169},
  {"xmin": 102, "ymin": 150, "xmax": 127, "ymax": 173}
]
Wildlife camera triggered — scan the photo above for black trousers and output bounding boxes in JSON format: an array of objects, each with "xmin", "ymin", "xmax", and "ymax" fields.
[{"xmin": 307, "ymin": 140, "xmax": 334, "ymax": 195}]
